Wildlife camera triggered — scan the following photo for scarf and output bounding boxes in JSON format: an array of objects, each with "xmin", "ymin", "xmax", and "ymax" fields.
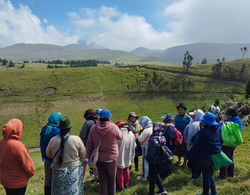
[
  {"xmin": 44, "ymin": 112, "xmax": 61, "ymax": 141},
  {"xmin": 139, "ymin": 116, "xmax": 153, "ymax": 129},
  {"xmin": 128, "ymin": 120, "xmax": 139, "ymax": 133}
]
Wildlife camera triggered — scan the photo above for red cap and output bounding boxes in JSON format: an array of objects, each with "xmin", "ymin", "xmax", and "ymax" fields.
[{"xmin": 115, "ymin": 120, "xmax": 128, "ymax": 127}]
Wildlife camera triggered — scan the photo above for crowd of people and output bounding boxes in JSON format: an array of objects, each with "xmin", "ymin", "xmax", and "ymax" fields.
[{"xmin": 0, "ymin": 103, "xmax": 242, "ymax": 195}]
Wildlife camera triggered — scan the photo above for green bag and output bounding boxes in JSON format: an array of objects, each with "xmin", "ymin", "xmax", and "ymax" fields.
[
  {"xmin": 211, "ymin": 151, "xmax": 233, "ymax": 171},
  {"xmin": 221, "ymin": 121, "xmax": 243, "ymax": 146}
]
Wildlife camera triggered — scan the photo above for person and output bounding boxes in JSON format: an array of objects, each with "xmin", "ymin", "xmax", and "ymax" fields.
[
  {"xmin": 40, "ymin": 112, "xmax": 61, "ymax": 195},
  {"xmin": 186, "ymin": 109, "xmax": 205, "ymax": 180},
  {"xmin": 188, "ymin": 112, "xmax": 221, "ymax": 195},
  {"xmin": 0, "ymin": 119, "xmax": 36, "ymax": 195},
  {"xmin": 79, "ymin": 109, "xmax": 99, "ymax": 180},
  {"xmin": 137, "ymin": 116, "xmax": 153, "ymax": 181},
  {"xmin": 174, "ymin": 103, "xmax": 192, "ymax": 167},
  {"xmin": 127, "ymin": 112, "xmax": 143, "ymax": 172},
  {"xmin": 161, "ymin": 114, "xmax": 176, "ymax": 177},
  {"xmin": 146, "ymin": 122, "xmax": 168, "ymax": 195},
  {"xmin": 115, "ymin": 120, "xmax": 136, "ymax": 192},
  {"xmin": 95, "ymin": 109, "xmax": 102, "ymax": 120},
  {"xmin": 208, "ymin": 104, "xmax": 222, "ymax": 123},
  {"xmin": 46, "ymin": 116, "xmax": 86, "ymax": 195},
  {"xmin": 218, "ymin": 108, "xmax": 242, "ymax": 179},
  {"xmin": 86, "ymin": 109, "xmax": 123, "ymax": 195}
]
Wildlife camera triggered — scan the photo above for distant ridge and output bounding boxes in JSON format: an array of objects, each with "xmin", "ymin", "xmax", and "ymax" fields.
[{"xmin": 131, "ymin": 47, "xmax": 163, "ymax": 56}]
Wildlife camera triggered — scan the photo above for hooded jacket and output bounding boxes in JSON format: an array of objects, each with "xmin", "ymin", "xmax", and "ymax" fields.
[
  {"xmin": 86, "ymin": 121, "xmax": 123, "ymax": 162},
  {"xmin": 0, "ymin": 119, "xmax": 36, "ymax": 189}
]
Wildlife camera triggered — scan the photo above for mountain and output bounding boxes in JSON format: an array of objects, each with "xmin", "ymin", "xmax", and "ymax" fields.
[
  {"xmin": 0, "ymin": 43, "xmax": 169, "ymax": 63},
  {"xmin": 77, "ymin": 40, "xmax": 106, "ymax": 49},
  {"xmin": 155, "ymin": 43, "xmax": 250, "ymax": 65},
  {"xmin": 131, "ymin": 47, "xmax": 163, "ymax": 56}
]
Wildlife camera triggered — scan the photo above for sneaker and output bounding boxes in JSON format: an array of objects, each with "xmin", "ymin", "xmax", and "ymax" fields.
[
  {"xmin": 116, "ymin": 187, "xmax": 124, "ymax": 192},
  {"xmin": 174, "ymin": 161, "xmax": 182, "ymax": 165},
  {"xmin": 124, "ymin": 184, "xmax": 129, "ymax": 189},
  {"xmin": 135, "ymin": 168, "xmax": 139, "ymax": 172},
  {"xmin": 89, "ymin": 173, "xmax": 94, "ymax": 178},
  {"xmin": 157, "ymin": 189, "xmax": 167, "ymax": 195},
  {"xmin": 137, "ymin": 176, "xmax": 146, "ymax": 181}
]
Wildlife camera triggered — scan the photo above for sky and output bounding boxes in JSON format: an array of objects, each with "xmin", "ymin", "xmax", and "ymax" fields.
[{"xmin": 1, "ymin": 0, "xmax": 250, "ymax": 51}]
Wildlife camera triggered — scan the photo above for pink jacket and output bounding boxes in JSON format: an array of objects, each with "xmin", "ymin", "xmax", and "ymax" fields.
[{"xmin": 86, "ymin": 121, "xmax": 123, "ymax": 162}]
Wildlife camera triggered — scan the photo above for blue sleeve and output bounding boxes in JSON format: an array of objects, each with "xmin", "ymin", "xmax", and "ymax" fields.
[{"xmin": 146, "ymin": 139, "xmax": 156, "ymax": 163}]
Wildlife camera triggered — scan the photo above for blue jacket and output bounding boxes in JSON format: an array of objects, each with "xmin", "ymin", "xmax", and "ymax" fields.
[
  {"xmin": 175, "ymin": 113, "xmax": 193, "ymax": 134},
  {"xmin": 40, "ymin": 126, "xmax": 60, "ymax": 162},
  {"xmin": 188, "ymin": 125, "xmax": 221, "ymax": 168}
]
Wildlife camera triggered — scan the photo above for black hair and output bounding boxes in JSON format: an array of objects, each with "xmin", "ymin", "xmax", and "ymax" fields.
[
  {"xmin": 100, "ymin": 116, "xmax": 109, "ymax": 122},
  {"xmin": 58, "ymin": 128, "xmax": 71, "ymax": 167}
]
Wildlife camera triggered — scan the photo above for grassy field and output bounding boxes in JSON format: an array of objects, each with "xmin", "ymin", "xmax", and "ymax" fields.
[{"xmin": 0, "ymin": 126, "xmax": 250, "ymax": 195}]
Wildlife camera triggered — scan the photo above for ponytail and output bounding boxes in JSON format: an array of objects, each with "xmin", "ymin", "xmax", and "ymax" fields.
[{"xmin": 58, "ymin": 128, "xmax": 70, "ymax": 167}]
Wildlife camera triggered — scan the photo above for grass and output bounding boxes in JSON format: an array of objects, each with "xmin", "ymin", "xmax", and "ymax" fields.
[{"xmin": 1, "ymin": 127, "xmax": 250, "ymax": 195}]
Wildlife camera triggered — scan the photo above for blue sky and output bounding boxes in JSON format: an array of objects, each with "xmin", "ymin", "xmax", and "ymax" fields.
[{"xmin": 1, "ymin": 0, "xmax": 250, "ymax": 51}]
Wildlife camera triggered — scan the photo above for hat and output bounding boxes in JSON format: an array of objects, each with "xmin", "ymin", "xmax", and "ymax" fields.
[
  {"xmin": 161, "ymin": 113, "xmax": 173, "ymax": 119},
  {"xmin": 115, "ymin": 120, "xmax": 128, "ymax": 127},
  {"xmin": 189, "ymin": 110, "xmax": 198, "ymax": 116},
  {"xmin": 176, "ymin": 103, "xmax": 187, "ymax": 110},
  {"xmin": 226, "ymin": 109, "xmax": 237, "ymax": 116},
  {"xmin": 57, "ymin": 116, "xmax": 74, "ymax": 130},
  {"xmin": 95, "ymin": 109, "xmax": 102, "ymax": 114},
  {"xmin": 128, "ymin": 112, "xmax": 138, "ymax": 119},
  {"xmin": 100, "ymin": 109, "xmax": 112, "ymax": 118},
  {"xmin": 200, "ymin": 112, "xmax": 218, "ymax": 126},
  {"xmin": 208, "ymin": 104, "xmax": 220, "ymax": 114}
]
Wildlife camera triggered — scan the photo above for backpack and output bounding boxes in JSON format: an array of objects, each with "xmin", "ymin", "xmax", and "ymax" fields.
[
  {"xmin": 221, "ymin": 121, "xmax": 243, "ymax": 147},
  {"xmin": 155, "ymin": 137, "xmax": 173, "ymax": 168},
  {"xmin": 172, "ymin": 127, "xmax": 183, "ymax": 146}
]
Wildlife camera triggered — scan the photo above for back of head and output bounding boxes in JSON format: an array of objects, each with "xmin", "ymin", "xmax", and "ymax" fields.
[
  {"xmin": 84, "ymin": 109, "xmax": 98, "ymax": 120},
  {"xmin": 2, "ymin": 119, "xmax": 23, "ymax": 141},
  {"xmin": 152, "ymin": 122, "xmax": 166, "ymax": 136},
  {"xmin": 209, "ymin": 104, "xmax": 220, "ymax": 115},
  {"xmin": 194, "ymin": 109, "xmax": 205, "ymax": 120},
  {"xmin": 139, "ymin": 116, "xmax": 153, "ymax": 129}
]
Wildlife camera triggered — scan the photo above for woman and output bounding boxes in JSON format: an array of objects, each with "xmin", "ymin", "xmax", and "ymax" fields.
[
  {"xmin": 218, "ymin": 108, "xmax": 242, "ymax": 179},
  {"xmin": 86, "ymin": 109, "xmax": 123, "ymax": 195},
  {"xmin": 137, "ymin": 116, "xmax": 153, "ymax": 181},
  {"xmin": 116, "ymin": 120, "xmax": 136, "ymax": 192},
  {"xmin": 127, "ymin": 112, "xmax": 143, "ymax": 172},
  {"xmin": 0, "ymin": 119, "xmax": 36, "ymax": 195},
  {"xmin": 188, "ymin": 112, "xmax": 221, "ymax": 195},
  {"xmin": 79, "ymin": 109, "xmax": 99, "ymax": 180},
  {"xmin": 174, "ymin": 103, "xmax": 192, "ymax": 167},
  {"xmin": 40, "ymin": 112, "xmax": 61, "ymax": 195},
  {"xmin": 46, "ymin": 116, "xmax": 86, "ymax": 195}
]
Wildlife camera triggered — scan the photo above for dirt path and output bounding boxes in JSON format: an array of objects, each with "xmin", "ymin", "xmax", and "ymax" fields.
[{"xmin": 28, "ymin": 147, "xmax": 40, "ymax": 153}]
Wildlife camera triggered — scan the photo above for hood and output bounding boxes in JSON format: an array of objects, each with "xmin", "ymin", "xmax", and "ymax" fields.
[
  {"xmin": 195, "ymin": 109, "xmax": 205, "ymax": 120},
  {"xmin": 119, "ymin": 125, "xmax": 129, "ymax": 133},
  {"xmin": 97, "ymin": 121, "xmax": 114, "ymax": 136},
  {"xmin": 139, "ymin": 116, "xmax": 153, "ymax": 129},
  {"xmin": 2, "ymin": 119, "xmax": 23, "ymax": 140}
]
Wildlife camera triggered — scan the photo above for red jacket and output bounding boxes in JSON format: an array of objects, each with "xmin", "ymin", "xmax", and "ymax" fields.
[
  {"xmin": 0, "ymin": 119, "xmax": 36, "ymax": 189},
  {"xmin": 86, "ymin": 121, "xmax": 123, "ymax": 162}
]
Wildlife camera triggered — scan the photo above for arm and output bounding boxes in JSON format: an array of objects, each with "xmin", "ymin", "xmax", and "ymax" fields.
[
  {"xmin": 85, "ymin": 128, "xmax": 94, "ymax": 159},
  {"xmin": 114, "ymin": 125, "xmax": 123, "ymax": 140},
  {"xmin": 17, "ymin": 145, "xmax": 36, "ymax": 178},
  {"xmin": 78, "ymin": 138, "xmax": 86, "ymax": 163},
  {"xmin": 146, "ymin": 139, "xmax": 156, "ymax": 162},
  {"xmin": 46, "ymin": 138, "xmax": 53, "ymax": 158},
  {"xmin": 79, "ymin": 121, "xmax": 89, "ymax": 142}
]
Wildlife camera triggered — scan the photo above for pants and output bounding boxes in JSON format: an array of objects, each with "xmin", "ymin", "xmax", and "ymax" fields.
[
  {"xmin": 191, "ymin": 162, "xmax": 201, "ymax": 179},
  {"xmin": 141, "ymin": 145, "xmax": 149, "ymax": 179},
  {"xmin": 117, "ymin": 167, "xmax": 129, "ymax": 189},
  {"xmin": 82, "ymin": 160, "xmax": 99, "ymax": 180},
  {"xmin": 219, "ymin": 145, "xmax": 236, "ymax": 178},
  {"xmin": 44, "ymin": 160, "xmax": 52, "ymax": 186},
  {"xmin": 97, "ymin": 161, "xmax": 117, "ymax": 195},
  {"xmin": 4, "ymin": 186, "xmax": 27, "ymax": 195},
  {"xmin": 148, "ymin": 164, "xmax": 165, "ymax": 195},
  {"xmin": 134, "ymin": 155, "xmax": 139, "ymax": 170},
  {"xmin": 200, "ymin": 159, "xmax": 217, "ymax": 195}
]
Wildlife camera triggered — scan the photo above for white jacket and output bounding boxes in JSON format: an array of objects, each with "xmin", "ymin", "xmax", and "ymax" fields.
[{"xmin": 138, "ymin": 127, "xmax": 153, "ymax": 148}]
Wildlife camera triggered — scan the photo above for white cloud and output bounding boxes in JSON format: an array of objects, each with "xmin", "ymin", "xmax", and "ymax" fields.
[
  {"xmin": 0, "ymin": 0, "xmax": 79, "ymax": 48},
  {"xmin": 43, "ymin": 18, "xmax": 48, "ymax": 23}
]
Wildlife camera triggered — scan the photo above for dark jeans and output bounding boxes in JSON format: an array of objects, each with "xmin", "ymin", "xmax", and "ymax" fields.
[
  {"xmin": 220, "ymin": 145, "xmax": 236, "ymax": 178},
  {"xmin": 4, "ymin": 186, "xmax": 27, "ymax": 195},
  {"xmin": 134, "ymin": 155, "xmax": 139, "ymax": 170},
  {"xmin": 192, "ymin": 162, "xmax": 201, "ymax": 179},
  {"xmin": 200, "ymin": 158, "xmax": 217, "ymax": 195},
  {"xmin": 96, "ymin": 161, "xmax": 117, "ymax": 195},
  {"xmin": 149, "ymin": 164, "xmax": 165, "ymax": 195}
]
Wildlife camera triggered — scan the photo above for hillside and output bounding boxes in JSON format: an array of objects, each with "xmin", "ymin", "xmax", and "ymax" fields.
[
  {"xmin": 131, "ymin": 43, "xmax": 250, "ymax": 65},
  {"xmin": 0, "ymin": 43, "xmax": 169, "ymax": 64}
]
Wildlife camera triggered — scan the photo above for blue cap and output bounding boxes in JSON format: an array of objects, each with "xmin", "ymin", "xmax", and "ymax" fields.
[
  {"xmin": 161, "ymin": 114, "xmax": 173, "ymax": 119},
  {"xmin": 100, "ymin": 109, "xmax": 112, "ymax": 118},
  {"xmin": 200, "ymin": 112, "xmax": 218, "ymax": 126},
  {"xmin": 95, "ymin": 109, "xmax": 102, "ymax": 114}
]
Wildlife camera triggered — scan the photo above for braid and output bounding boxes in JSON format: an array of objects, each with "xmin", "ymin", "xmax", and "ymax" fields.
[{"xmin": 58, "ymin": 128, "xmax": 70, "ymax": 167}]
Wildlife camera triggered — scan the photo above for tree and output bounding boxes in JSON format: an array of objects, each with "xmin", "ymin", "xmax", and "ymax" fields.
[
  {"xmin": 201, "ymin": 58, "xmax": 207, "ymax": 64},
  {"xmin": 2, "ymin": 59, "xmax": 8, "ymax": 66},
  {"xmin": 222, "ymin": 58, "xmax": 225, "ymax": 62},
  {"xmin": 246, "ymin": 78, "xmax": 250, "ymax": 99},
  {"xmin": 241, "ymin": 47, "xmax": 248, "ymax": 58},
  {"xmin": 8, "ymin": 60, "xmax": 15, "ymax": 67},
  {"xmin": 212, "ymin": 61, "xmax": 223, "ymax": 78},
  {"xmin": 183, "ymin": 51, "xmax": 193, "ymax": 71},
  {"xmin": 239, "ymin": 63, "xmax": 249, "ymax": 81}
]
